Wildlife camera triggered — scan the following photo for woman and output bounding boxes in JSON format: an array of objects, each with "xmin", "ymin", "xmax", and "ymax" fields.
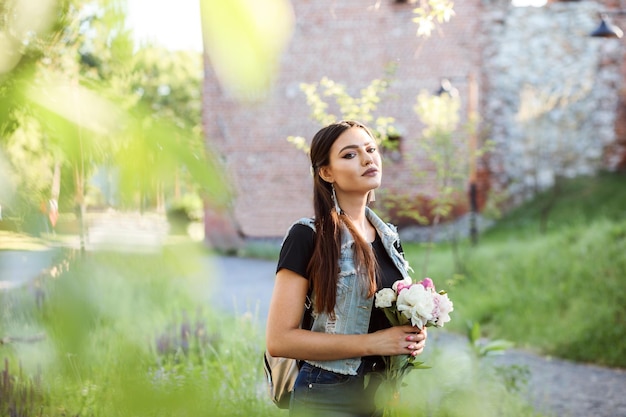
[{"xmin": 266, "ymin": 120, "xmax": 427, "ymax": 417}]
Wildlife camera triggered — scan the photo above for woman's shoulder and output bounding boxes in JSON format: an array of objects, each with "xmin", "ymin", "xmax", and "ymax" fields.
[
  {"xmin": 291, "ymin": 217, "xmax": 315, "ymax": 231},
  {"xmin": 278, "ymin": 221, "xmax": 316, "ymax": 266},
  {"xmin": 281, "ymin": 218, "xmax": 315, "ymax": 244},
  {"xmin": 287, "ymin": 222, "xmax": 315, "ymax": 241}
]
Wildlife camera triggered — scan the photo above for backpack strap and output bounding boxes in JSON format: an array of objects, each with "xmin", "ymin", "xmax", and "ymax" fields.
[
  {"xmin": 301, "ymin": 293, "xmax": 313, "ymax": 330},
  {"xmin": 290, "ymin": 217, "xmax": 315, "ymax": 331}
]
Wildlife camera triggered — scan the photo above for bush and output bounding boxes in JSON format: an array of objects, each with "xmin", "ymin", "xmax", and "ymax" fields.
[{"xmin": 166, "ymin": 193, "xmax": 204, "ymax": 234}]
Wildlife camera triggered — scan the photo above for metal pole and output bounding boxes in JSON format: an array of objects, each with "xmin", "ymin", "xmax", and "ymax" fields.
[{"xmin": 468, "ymin": 72, "xmax": 479, "ymax": 245}]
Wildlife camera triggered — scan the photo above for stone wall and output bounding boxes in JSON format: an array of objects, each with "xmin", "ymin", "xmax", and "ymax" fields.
[{"xmin": 481, "ymin": 1, "xmax": 623, "ymax": 205}]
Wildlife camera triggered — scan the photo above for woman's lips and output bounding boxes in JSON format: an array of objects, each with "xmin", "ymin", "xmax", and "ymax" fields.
[{"xmin": 362, "ymin": 168, "xmax": 379, "ymax": 176}]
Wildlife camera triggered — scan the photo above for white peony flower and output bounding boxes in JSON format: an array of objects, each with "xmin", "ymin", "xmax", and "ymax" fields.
[
  {"xmin": 396, "ymin": 284, "xmax": 435, "ymax": 329},
  {"xmin": 374, "ymin": 288, "xmax": 397, "ymax": 308},
  {"xmin": 432, "ymin": 292, "xmax": 454, "ymax": 327}
]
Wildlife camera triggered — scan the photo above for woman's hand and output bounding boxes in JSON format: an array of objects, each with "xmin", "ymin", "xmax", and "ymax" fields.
[
  {"xmin": 369, "ymin": 325, "xmax": 427, "ymax": 357},
  {"xmin": 406, "ymin": 327, "xmax": 427, "ymax": 357}
]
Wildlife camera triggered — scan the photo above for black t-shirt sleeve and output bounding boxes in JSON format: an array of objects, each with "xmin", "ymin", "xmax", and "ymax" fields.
[{"xmin": 276, "ymin": 223, "xmax": 315, "ymax": 279}]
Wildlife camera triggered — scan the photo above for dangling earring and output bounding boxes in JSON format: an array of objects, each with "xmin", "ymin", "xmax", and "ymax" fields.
[
  {"xmin": 367, "ymin": 190, "xmax": 376, "ymax": 204},
  {"xmin": 332, "ymin": 184, "xmax": 341, "ymax": 214}
]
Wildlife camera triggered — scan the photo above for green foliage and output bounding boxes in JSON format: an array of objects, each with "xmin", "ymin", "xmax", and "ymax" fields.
[
  {"xmin": 412, "ymin": 0, "xmax": 456, "ymax": 37},
  {"xmin": 166, "ymin": 193, "xmax": 205, "ymax": 235},
  {"xmin": 0, "ymin": 360, "xmax": 45, "ymax": 417},
  {"xmin": 287, "ymin": 72, "xmax": 399, "ymax": 153},
  {"xmin": 389, "ymin": 338, "xmax": 541, "ymax": 417},
  {"xmin": 466, "ymin": 321, "xmax": 514, "ymax": 358},
  {"xmin": 409, "ymin": 89, "xmax": 491, "ymax": 273},
  {"xmin": 167, "ymin": 193, "xmax": 205, "ymax": 222},
  {"xmin": 403, "ymin": 172, "xmax": 626, "ymax": 368},
  {"xmin": 413, "ymin": 91, "xmax": 466, "ymax": 224},
  {"xmin": 0, "ymin": 1, "xmax": 226, "ymax": 230},
  {"xmin": 487, "ymin": 171, "xmax": 626, "ymax": 238},
  {"xmin": 0, "ymin": 246, "xmax": 281, "ymax": 417},
  {"xmin": 200, "ymin": 0, "xmax": 294, "ymax": 101}
]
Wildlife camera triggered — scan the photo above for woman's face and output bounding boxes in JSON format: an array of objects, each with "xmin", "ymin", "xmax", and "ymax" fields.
[{"xmin": 319, "ymin": 126, "xmax": 382, "ymax": 196}]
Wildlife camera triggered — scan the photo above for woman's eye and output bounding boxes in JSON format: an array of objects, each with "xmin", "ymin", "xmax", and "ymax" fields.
[
  {"xmin": 367, "ymin": 147, "xmax": 377, "ymax": 153},
  {"xmin": 342, "ymin": 152, "xmax": 356, "ymax": 159}
]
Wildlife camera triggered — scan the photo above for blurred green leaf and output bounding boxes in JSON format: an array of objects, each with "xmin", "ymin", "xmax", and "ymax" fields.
[{"xmin": 200, "ymin": 0, "xmax": 295, "ymax": 100}]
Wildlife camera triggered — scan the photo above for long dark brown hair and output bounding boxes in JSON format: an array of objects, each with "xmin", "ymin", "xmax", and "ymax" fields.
[{"xmin": 307, "ymin": 120, "xmax": 379, "ymax": 315}]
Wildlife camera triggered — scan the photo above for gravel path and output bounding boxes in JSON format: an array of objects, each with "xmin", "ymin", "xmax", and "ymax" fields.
[
  {"xmin": 490, "ymin": 347, "xmax": 626, "ymax": 417},
  {"xmin": 429, "ymin": 331, "xmax": 626, "ymax": 417},
  {"xmin": 0, "ymin": 249, "xmax": 58, "ymax": 289}
]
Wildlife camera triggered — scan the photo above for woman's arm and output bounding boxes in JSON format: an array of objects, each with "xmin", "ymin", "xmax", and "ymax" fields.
[{"xmin": 265, "ymin": 269, "xmax": 426, "ymax": 361}]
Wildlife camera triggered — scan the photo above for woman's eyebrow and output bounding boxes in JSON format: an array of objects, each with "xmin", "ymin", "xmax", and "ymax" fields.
[{"xmin": 337, "ymin": 142, "xmax": 372, "ymax": 154}]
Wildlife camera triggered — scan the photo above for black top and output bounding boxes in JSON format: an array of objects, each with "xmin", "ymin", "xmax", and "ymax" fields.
[{"xmin": 276, "ymin": 223, "xmax": 404, "ymax": 333}]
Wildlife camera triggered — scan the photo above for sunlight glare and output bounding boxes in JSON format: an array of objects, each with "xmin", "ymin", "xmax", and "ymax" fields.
[
  {"xmin": 126, "ymin": 0, "xmax": 203, "ymax": 51},
  {"xmin": 512, "ymin": 0, "xmax": 547, "ymax": 7}
]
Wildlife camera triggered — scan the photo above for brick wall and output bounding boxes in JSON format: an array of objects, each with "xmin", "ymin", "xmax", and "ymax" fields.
[{"xmin": 202, "ymin": 0, "xmax": 484, "ymax": 238}]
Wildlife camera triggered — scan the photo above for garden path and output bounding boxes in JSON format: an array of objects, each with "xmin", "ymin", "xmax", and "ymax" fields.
[{"xmin": 0, "ymin": 249, "xmax": 57, "ymax": 290}]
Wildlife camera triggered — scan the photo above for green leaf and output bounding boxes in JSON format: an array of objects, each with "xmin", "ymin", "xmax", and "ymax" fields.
[
  {"xmin": 480, "ymin": 339, "xmax": 515, "ymax": 355},
  {"xmin": 467, "ymin": 321, "xmax": 481, "ymax": 344},
  {"xmin": 200, "ymin": 0, "xmax": 294, "ymax": 100}
]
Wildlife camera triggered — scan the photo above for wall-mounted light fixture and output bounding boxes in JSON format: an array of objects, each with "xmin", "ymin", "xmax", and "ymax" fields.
[
  {"xmin": 435, "ymin": 78, "xmax": 459, "ymax": 97},
  {"xmin": 590, "ymin": 11, "xmax": 626, "ymax": 38}
]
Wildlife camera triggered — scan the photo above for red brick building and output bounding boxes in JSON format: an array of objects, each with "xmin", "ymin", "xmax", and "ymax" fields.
[
  {"xmin": 202, "ymin": 0, "xmax": 624, "ymax": 243},
  {"xmin": 203, "ymin": 0, "xmax": 485, "ymax": 240}
]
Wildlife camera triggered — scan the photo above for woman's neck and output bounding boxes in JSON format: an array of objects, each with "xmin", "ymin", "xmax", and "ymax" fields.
[{"xmin": 340, "ymin": 200, "xmax": 375, "ymax": 242}]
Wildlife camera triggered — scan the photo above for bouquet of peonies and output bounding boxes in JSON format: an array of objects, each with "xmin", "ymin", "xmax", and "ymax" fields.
[
  {"xmin": 373, "ymin": 277, "xmax": 454, "ymax": 415},
  {"xmin": 375, "ymin": 277, "xmax": 453, "ymax": 330}
]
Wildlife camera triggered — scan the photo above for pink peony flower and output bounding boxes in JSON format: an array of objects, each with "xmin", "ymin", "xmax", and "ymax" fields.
[
  {"xmin": 392, "ymin": 277, "xmax": 413, "ymax": 294},
  {"xmin": 418, "ymin": 277, "xmax": 435, "ymax": 290},
  {"xmin": 395, "ymin": 282, "xmax": 412, "ymax": 294}
]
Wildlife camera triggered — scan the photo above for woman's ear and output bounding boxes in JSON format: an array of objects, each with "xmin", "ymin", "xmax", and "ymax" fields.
[{"xmin": 318, "ymin": 166, "xmax": 333, "ymax": 183}]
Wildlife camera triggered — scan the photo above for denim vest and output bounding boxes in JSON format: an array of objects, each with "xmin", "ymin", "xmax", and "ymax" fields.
[{"xmin": 289, "ymin": 207, "xmax": 411, "ymax": 375}]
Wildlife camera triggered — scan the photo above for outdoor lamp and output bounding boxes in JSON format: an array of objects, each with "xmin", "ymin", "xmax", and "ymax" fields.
[
  {"xmin": 435, "ymin": 78, "xmax": 459, "ymax": 97},
  {"xmin": 590, "ymin": 15, "xmax": 624, "ymax": 38}
]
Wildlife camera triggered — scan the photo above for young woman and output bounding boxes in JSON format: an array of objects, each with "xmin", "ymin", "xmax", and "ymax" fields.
[{"xmin": 266, "ymin": 120, "xmax": 427, "ymax": 417}]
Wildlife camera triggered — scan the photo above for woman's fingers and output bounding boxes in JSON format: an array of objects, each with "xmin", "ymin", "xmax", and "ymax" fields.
[{"xmin": 399, "ymin": 326, "xmax": 427, "ymax": 356}]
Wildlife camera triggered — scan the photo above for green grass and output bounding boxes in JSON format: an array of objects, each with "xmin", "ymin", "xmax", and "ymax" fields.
[
  {"xmin": 404, "ymin": 171, "xmax": 626, "ymax": 368},
  {"xmin": 0, "ymin": 230, "xmax": 50, "ymax": 251},
  {"xmin": 0, "ymin": 247, "xmax": 281, "ymax": 417},
  {"xmin": 485, "ymin": 171, "xmax": 626, "ymax": 239}
]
